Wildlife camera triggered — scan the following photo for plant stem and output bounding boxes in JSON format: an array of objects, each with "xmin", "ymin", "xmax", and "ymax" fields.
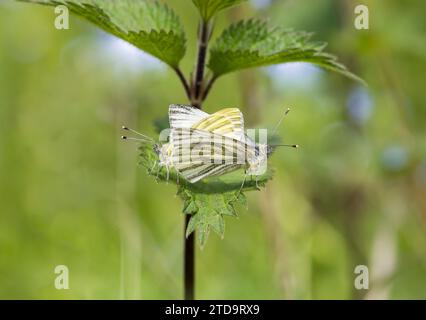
[
  {"xmin": 184, "ymin": 214, "xmax": 195, "ymax": 300},
  {"xmin": 192, "ymin": 19, "xmax": 212, "ymax": 108},
  {"xmin": 202, "ymin": 75, "xmax": 217, "ymax": 101},
  {"xmin": 183, "ymin": 19, "xmax": 214, "ymax": 301},
  {"xmin": 173, "ymin": 67, "xmax": 191, "ymax": 100}
]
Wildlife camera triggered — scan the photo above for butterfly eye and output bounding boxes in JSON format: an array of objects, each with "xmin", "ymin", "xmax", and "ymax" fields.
[{"xmin": 153, "ymin": 144, "xmax": 160, "ymax": 154}]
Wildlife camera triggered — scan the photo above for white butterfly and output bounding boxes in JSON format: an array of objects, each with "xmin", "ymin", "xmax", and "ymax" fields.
[{"xmin": 123, "ymin": 104, "xmax": 296, "ymax": 184}]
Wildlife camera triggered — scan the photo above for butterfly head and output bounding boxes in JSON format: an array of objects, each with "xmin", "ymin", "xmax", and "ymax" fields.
[
  {"xmin": 266, "ymin": 144, "xmax": 274, "ymax": 157},
  {"xmin": 254, "ymin": 143, "xmax": 269, "ymax": 157},
  {"xmin": 153, "ymin": 143, "xmax": 161, "ymax": 155},
  {"xmin": 246, "ymin": 143, "xmax": 269, "ymax": 175},
  {"xmin": 156, "ymin": 143, "xmax": 174, "ymax": 167}
]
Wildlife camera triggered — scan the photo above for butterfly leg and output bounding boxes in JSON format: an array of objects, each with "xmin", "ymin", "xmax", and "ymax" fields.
[
  {"xmin": 166, "ymin": 166, "xmax": 170, "ymax": 183},
  {"xmin": 150, "ymin": 161, "xmax": 157, "ymax": 174},
  {"xmin": 249, "ymin": 174, "xmax": 255, "ymax": 184},
  {"xmin": 155, "ymin": 164, "xmax": 161, "ymax": 182},
  {"xmin": 236, "ymin": 172, "xmax": 248, "ymax": 199}
]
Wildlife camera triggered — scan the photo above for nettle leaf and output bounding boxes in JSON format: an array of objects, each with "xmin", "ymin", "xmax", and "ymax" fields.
[
  {"xmin": 180, "ymin": 191, "xmax": 239, "ymax": 249},
  {"xmin": 209, "ymin": 19, "xmax": 364, "ymax": 83},
  {"xmin": 192, "ymin": 0, "xmax": 248, "ymax": 21},
  {"xmin": 139, "ymin": 142, "xmax": 272, "ymax": 248},
  {"xmin": 18, "ymin": 0, "xmax": 186, "ymax": 67}
]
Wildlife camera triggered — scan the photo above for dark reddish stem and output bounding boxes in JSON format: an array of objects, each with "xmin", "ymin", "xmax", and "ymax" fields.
[
  {"xmin": 192, "ymin": 19, "xmax": 212, "ymax": 108},
  {"xmin": 183, "ymin": 18, "xmax": 214, "ymax": 300},
  {"xmin": 184, "ymin": 214, "xmax": 195, "ymax": 300}
]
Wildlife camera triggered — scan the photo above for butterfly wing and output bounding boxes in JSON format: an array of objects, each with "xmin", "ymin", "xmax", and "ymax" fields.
[
  {"xmin": 169, "ymin": 104, "xmax": 209, "ymax": 129},
  {"xmin": 192, "ymin": 108, "xmax": 245, "ymax": 140},
  {"xmin": 167, "ymin": 106, "xmax": 252, "ymax": 183},
  {"xmin": 170, "ymin": 128, "xmax": 249, "ymax": 183},
  {"xmin": 169, "ymin": 105, "xmax": 245, "ymax": 139},
  {"xmin": 175, "ymin": 162, "xmax": 243, "ymax": 183}
]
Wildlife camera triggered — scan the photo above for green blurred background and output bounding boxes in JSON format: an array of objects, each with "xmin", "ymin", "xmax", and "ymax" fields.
[{"xmin": 1, "ymin": 0, "xmax": 425, "ymax": 299}]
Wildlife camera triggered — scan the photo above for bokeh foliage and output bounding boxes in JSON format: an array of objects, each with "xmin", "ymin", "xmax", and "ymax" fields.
[
  {"xmin": 17, "ymin": 0, "xmax": 187, "ymax": 67},
  {"xmin": 17, "ymin": 0, "xmax": 362, "ymax": 248},
  {"xmin": 1, "ymin": 0, "xmax": 426, "ymax": 299}
]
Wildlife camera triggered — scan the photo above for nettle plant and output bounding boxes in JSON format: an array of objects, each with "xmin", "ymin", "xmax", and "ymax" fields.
[{"xmin": 20, "ymin": 0, "xmax": 361, "ymax": 299}]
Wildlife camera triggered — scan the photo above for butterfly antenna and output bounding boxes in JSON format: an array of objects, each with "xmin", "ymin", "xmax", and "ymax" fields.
[
  {"xmin": 272, "ymin": 144, "xmax": 299, "ymax": 149},
  {"xmin": 122, "ymin": 126, "xmax": 155, "ymax": 142},
  {"xmin": 272, "ymin": 108, "xmax": 291, "ymax": 135},
  {"xmin": 121, "ymin": 136, "xmax": 152, "ymax": 143}
]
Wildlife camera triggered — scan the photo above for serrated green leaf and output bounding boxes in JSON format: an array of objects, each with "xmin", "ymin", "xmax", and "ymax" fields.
[
  {"xmin": 209, "ymin": 214, "xmax": 225, "ymax": 238},
  {"xmin": 216, "ymin": 202, "xmax": 237, "ymax": 216},
  {"xmin": 197, "ymin": 223, "xmax": 210, "ymax": 249},
  {"xmin": 18, "ymin": 0, "xmax": 186, "ymax": 67},
  {"xmin": 192, "ymin": 0, "xmax": 247, "ymax": 21},
  {"xmin": 209, "ymin": 19, "xmax": 364, "ymax": 83},
  {"xmin": 185, "ymin": 214, "xmax": 199, "ymax": 238},
  {"xmin": 181, "ymin": 190, "xmax": 246, "ymax": 246},
  {"xmin": 183, "ymin": 200, "xmax": 198, "ymax": 214},
  {"xmin": 236, "ymin": 192, "xmax": 247, "ymax": 206},
  {"xmin": 138, "ymin": 141, "xmax": 273, "ymax": 248}
]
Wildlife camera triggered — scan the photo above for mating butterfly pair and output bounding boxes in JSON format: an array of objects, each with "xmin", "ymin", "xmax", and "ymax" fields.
[{"xmin": 122, "ymin": 104, "xmax": 297, "ymax": 184}]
